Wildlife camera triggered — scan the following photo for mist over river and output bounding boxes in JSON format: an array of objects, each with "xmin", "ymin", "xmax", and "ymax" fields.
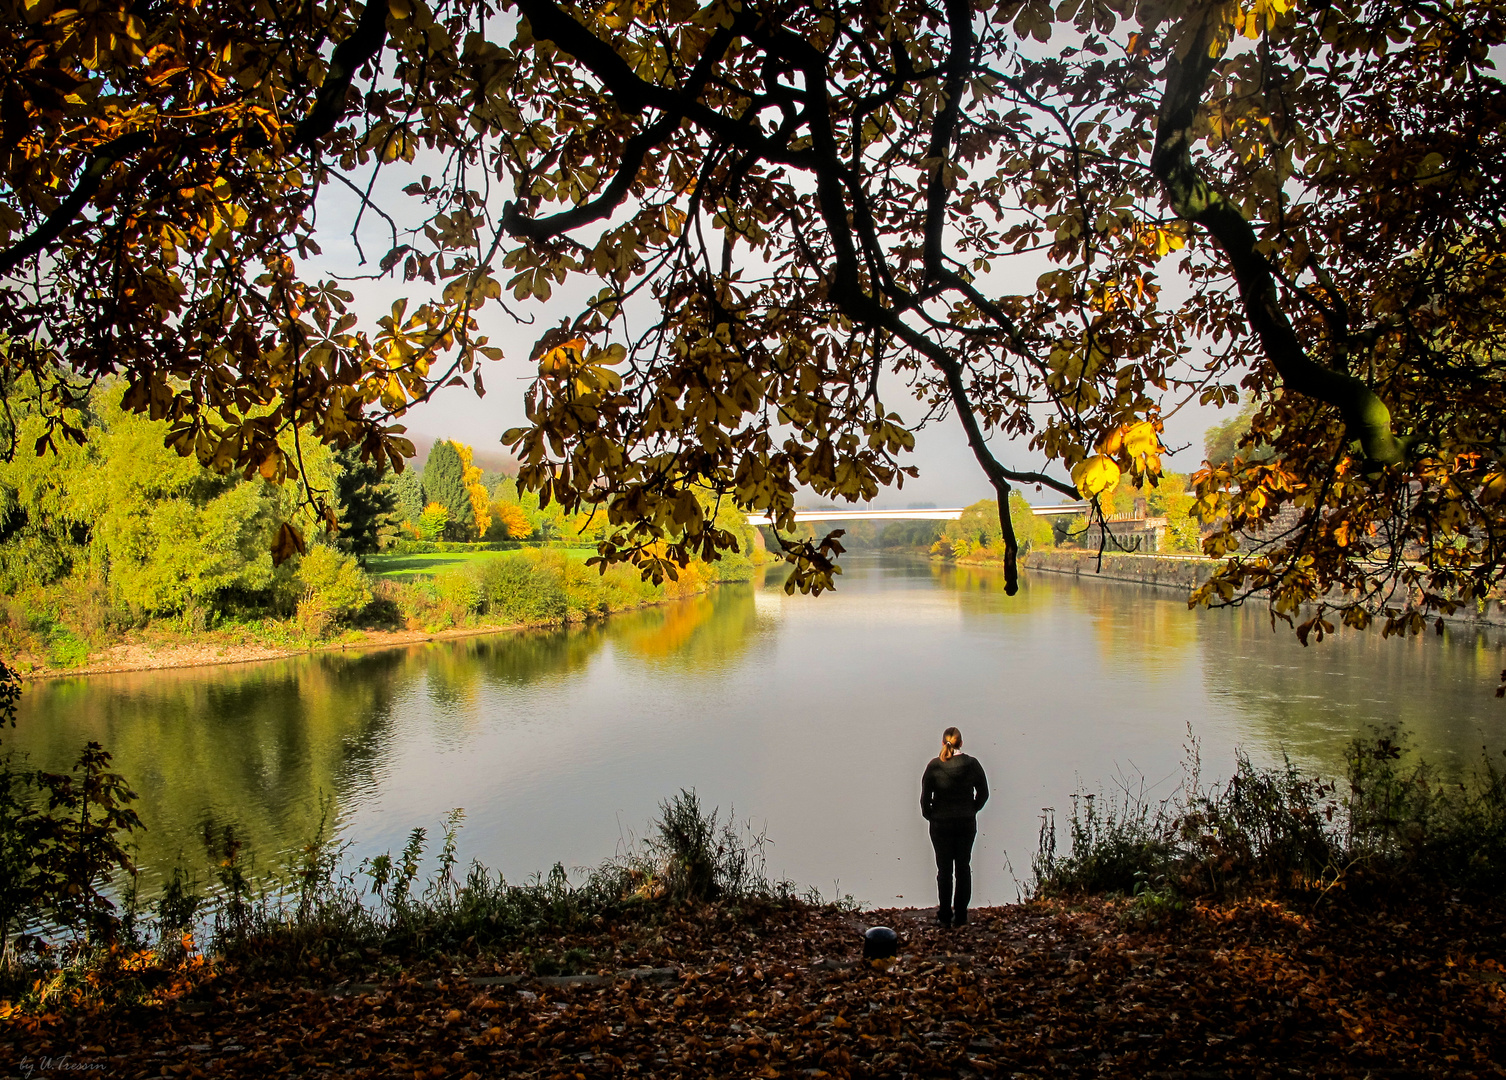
[{"xmin": 15, "ymin": 555, "xmax": 1506, "ymax": 908}]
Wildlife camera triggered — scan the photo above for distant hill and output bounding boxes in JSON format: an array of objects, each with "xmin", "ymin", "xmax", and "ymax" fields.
[{"xmin": 404, "ymin": 433, "xmax": 519, "ymax": 475}]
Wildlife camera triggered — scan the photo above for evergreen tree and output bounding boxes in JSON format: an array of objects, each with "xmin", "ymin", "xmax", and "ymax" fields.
[
  {"xmin": 394, "ymin": 468, "xmax": 426, "ymax": 527},
  {"xmin": 422, "ymin": 440, "xmax": 472, "ymax": 540},
  {"xmin": 334, "ymin": 446, "xmax": 400, "ymax": 556}
]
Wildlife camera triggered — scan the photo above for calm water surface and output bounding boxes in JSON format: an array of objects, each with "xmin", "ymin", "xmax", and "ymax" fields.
[{"xmin": 15, "ymin": 556, "xmax": 1506, "ymax": 907}]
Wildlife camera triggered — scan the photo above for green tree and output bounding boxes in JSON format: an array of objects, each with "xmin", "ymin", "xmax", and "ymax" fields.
[
  {"xmin": 878, "ymin": 519, "xmax": 945, "ymax": 550},
  {"xmin": 422, "ymin": 441, "xmax": 472, "ymax": 541},
  {"xmin": 943, "ymin": 500, "xmax": 1004, "ymax": 558},
  {"xmin": 0, "ymin": 385, "xmax": 93, "ymax": 592},
  {"xmin": 295, "ymin": 545, "xmax": 373, "ymax": 637},
  {"xmin": 942, "ymin": 496, "xmax": 1050, "ymax": 558},
  {"xmin": 334, "ymin": 445, "xmax": 401, "ymax": 556},
  {"xmin": 394, "ymin": 468, "xmax": 426, "ymax": 529},
  {"xmin": 416, "ymin": 502, "xmax": 450, "ymax": 543},
  {"xmin": 1202, "ymin": 403, "xmax": 1275, "ymax": 468},
  {"xmin": 75, "ymin": 389, "xmax": 303, "ymax": 617}
]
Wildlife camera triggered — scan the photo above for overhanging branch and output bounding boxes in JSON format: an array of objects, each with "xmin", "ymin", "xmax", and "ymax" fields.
[{"xmin": 1150, "ymin": 14, "xmax": 1416, "ymax": 467}]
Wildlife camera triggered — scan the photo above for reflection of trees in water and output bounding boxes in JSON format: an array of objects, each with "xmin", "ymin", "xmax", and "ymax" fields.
[
  {"xmin": 611, "ymin": 585, "xmax": 759, "ymax": 668},
  {"xmin": 1197, "ymin": 609, "xmax": 1506, "ymax": 775},
  {"xmin": 1079, "ymin": 582, "xmax": 1199, "ymax": 684},
  {"xmin": 382, "ymin": 585, "xmax": 762, "ymax": 729},
  {"xmin": 930, "ymin": 561, "xmax": 1031, "ymax": 600},
  {"xmin": 13, "ymin": 653, "xmax": 406, "ymax": 885},
  {"xmin": 466, "ymin": 623, "xmax": 611, "ymax": 687}
]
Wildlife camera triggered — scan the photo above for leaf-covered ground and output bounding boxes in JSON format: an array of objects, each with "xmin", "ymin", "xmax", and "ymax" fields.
[{"xmin": 4, "ymin": 891, "xmax": 1504, "ymax": 1078}]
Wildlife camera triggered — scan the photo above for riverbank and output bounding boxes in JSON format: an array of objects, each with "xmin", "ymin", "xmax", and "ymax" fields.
[
  {"xmin": 5, "ymin": 890, "xmax": 1502, "ymax": 1078},
  {"xmin": 7, "ymin": 587, "xmax": 716, "ymax": 682}
]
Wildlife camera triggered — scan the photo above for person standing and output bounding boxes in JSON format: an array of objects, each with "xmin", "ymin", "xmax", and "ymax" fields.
[{"xmin": 920, "ymin": 727, "xmax": 989, "ymax": 928}]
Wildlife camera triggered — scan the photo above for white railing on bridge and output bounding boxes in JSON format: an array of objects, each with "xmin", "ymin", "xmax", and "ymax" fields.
[{"xmin": 744, "ymin": 503, "xmax": 1088, "ymax": 526}]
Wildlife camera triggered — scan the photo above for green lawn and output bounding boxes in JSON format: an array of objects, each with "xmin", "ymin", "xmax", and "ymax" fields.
[{"xmin": 366, "ymin": 548, "xmax": 595, "ymax": 581}]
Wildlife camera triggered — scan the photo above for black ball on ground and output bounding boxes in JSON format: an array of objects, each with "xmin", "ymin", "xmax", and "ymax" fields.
[{"xmin": 863, "ymin": 926, "xmax": 898, "ymax": 960}]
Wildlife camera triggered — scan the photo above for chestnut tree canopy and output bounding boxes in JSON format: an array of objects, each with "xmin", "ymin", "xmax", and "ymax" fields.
[{"xmin": 4, "ymin": 0, "xmax": 1506, "ymax": 633}]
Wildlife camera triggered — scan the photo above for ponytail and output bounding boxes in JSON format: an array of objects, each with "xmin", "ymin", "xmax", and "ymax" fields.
[{"xmin": 939, "ymin": 726, "xmax": 962, "ymax": 762}]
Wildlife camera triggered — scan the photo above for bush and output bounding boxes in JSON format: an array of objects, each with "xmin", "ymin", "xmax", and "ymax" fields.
[
  {"xmin": 43, "ymin": 623, "xmax": 90, "ymax": 668},
  {"xmin": 1343, "ymin": 730, "xmax": 1506, "ymax": 889},
  {"xmin": 639, "ymin": 789, "xmax": 772, "ymax": 903},
  {"xmin": 479, "ymin": 551, "xmax": 569, "ymax": 625},
  {"xmin": 1, "ymin": 738, "xmax": 144, "ymax": 965},
  {"xmin": 390, "ymin": 539, "xmax": 524, "ymax": 555},
  {"xmin": 433, "ymin": 568, "xmax": 484, "ymax": 618},
  {"xmin": 1033, "ymin": 728, "xmax": 1506, "ymax": 903},
  {"xmin": 356, "ymin": 586, "xmax": 404, "ymax": 630},
  {"xmin": 295, "ymin": 546, "xmax": 372, "ymax": 638}
]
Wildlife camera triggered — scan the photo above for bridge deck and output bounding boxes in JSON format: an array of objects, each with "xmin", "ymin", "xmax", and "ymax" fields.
[{"xmin": 744, "ymin": 504, "xmax": 1087, "ymax": 526}]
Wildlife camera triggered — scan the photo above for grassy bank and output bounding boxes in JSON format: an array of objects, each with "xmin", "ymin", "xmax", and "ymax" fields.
[
  {"xmin": 364, "ymin": 547, "xmax": 596, "ymax": 582},
  {"xmin": 5, "ymin": 545, "xmax": 753, "ymax": 679}
]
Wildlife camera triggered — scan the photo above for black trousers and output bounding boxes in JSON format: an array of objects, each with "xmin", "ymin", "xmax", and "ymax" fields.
[{"xmin": 929, "ymin": 818, "xmax": 977, "ymax": 919}]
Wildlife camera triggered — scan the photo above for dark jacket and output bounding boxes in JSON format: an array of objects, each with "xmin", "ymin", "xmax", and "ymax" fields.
[{"xmin": 921, "ymin": 753, "xmax": 989, "ymax": 822}]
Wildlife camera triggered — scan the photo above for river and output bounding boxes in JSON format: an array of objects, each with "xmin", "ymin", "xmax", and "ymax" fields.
[{"xmin": 12, "ymin": 554, "xmax": 1506, "ymax": 908}]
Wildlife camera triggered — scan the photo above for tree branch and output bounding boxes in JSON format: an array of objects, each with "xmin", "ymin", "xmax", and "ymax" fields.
[
  {"xmin": 922, "ymin": 0, "xmax": 974, "ymax": 280},
  {"xmin": 1150, "ymin": 14, "xmax": 1415, "ymax": 467},
  {"xmin": 291, "ymin": 0, "xmax": 391, "ymax": 152},
  {"xmin": 506, "ymin": 22, "xmax": 740, "ymax": 241},
  {"xmin": 0, "ymin": 131, "xmax": 153, "ymax": 278},
  {"xmin": 514, "ymin": 0, "xmax": 813, "ymax": 166},
  {"xmin": 505, "ymin": 114, "xmax": 679, "ymax": 240},
  {"xmin": 0, "ymin": 0, "xmax": 391, "ymax": 279}
]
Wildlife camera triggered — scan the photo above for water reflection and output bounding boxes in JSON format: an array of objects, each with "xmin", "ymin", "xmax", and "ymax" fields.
[{"xmin": 11, "ymin": 556, "xmax": 1506, "ymax": 907}]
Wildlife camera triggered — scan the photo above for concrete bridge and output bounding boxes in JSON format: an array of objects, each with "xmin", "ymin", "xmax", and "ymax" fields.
[{"xmin": 744, "ymin": 503, "xmax": 1088, "ymax": 526}]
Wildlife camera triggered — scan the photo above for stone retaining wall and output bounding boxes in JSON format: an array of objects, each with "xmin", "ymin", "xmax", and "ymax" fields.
[
  {"xmin": 1024, "ymin": 549, "xmax": 1506, "ymax": 631},
  {"xmin": 1025, "ymin": 549, "xmax": 1213, "ymax": 591}
]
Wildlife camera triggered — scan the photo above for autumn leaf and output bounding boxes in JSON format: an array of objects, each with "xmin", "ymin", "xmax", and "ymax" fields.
[
  {"xmin": 1072, "ymin": 454, "xmax": 1121, "ymax": 497},
  {"xmin": 271, "ymin": 521, "xmax": 307, "ymax": 566}
]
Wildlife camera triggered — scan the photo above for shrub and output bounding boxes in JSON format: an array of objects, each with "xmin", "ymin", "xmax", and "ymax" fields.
[
  {"xmin": 479, "ymin": 551, "xmax": 569, "ymax": 625},
  {"xmin": 295, "ymin": 546, "xmax": 372, "ymax": 638},
  {"xmin": 357, "ymin": 585, "xmax": 404, "ymax": 630},
  {"xmin": 1, "ymin": 740, "xmax": 144, "ymax": 962},
  {"xmin": 433, "ymin": 568, "xmax": 484, "ymax": 618},
  {"xmin": 1033, "ymin": 729, "xmax": 1506, "ymax": 903},
  {"xmin": 391, "ymin": 539, "xmax": 440, "ymax": 554},
  {"xmin": 1343, "ymin": 730, "xmax": 1506, "ymax": 889},
  {"xmin": 46, "ymin": 628, "xmax": 90, "ymax": 668},
  {"xmin": 640, "ymin": 789, "xmax": 772, "ymax": 903}
]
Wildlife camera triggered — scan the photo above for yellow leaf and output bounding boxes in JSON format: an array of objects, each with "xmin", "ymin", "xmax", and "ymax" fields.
[
  {"xmin": 1123, "ymin": 421, "xmax": 1161, "ymax": 459},
  {"xmin": 538, "ymin": 337, "xmax": 587, "ymax": 377},
  {"xmin": 1072, "ymin": 454, "xmax": 1121, "ymax": 497}
]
